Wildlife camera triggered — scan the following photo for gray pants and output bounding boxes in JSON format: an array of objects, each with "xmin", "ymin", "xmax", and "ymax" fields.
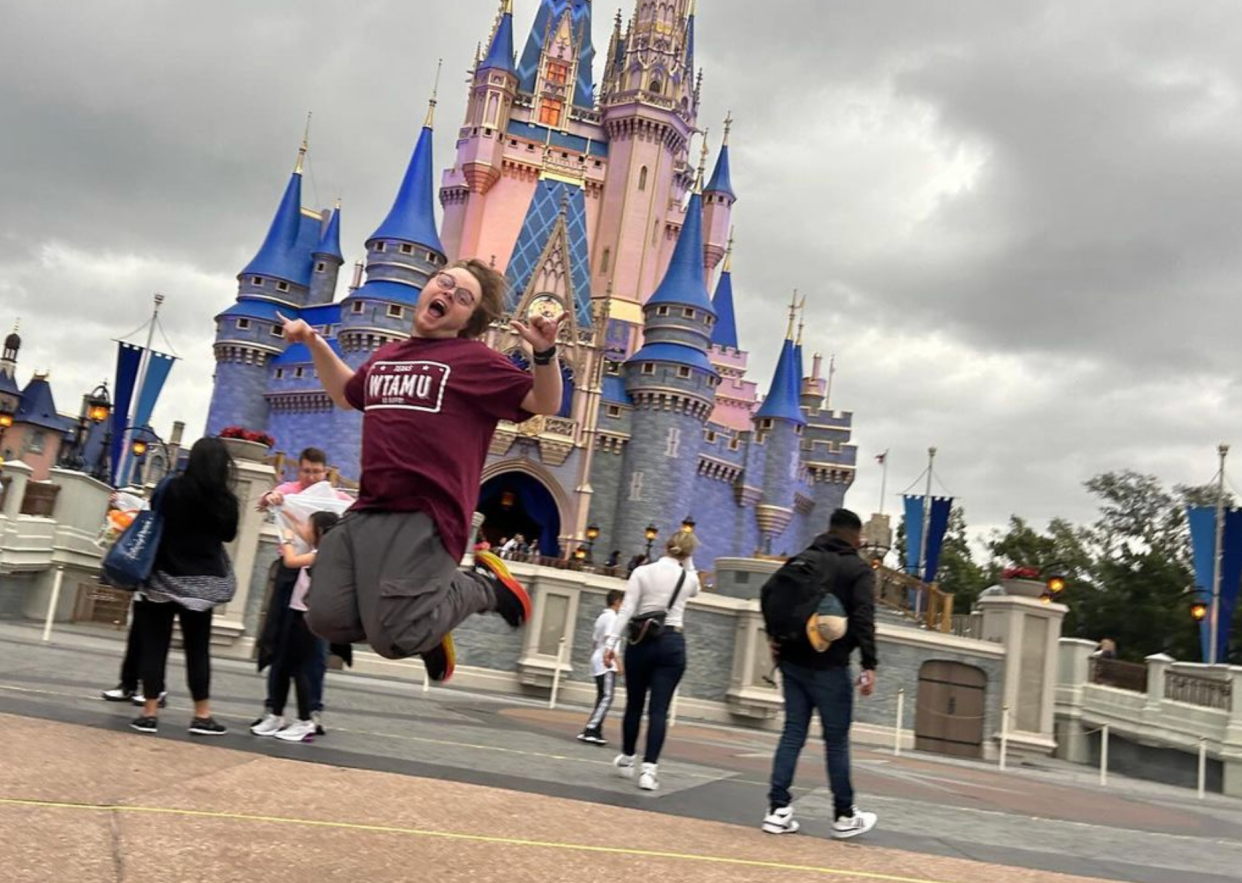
[{"xmin": 305, "ymin": 510, "xmax": 495, "ymax": 659}]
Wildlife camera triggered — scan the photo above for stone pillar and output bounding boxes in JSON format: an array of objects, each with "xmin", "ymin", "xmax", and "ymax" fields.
[
  {"xmin": 1143, "ymin": 653, "xmax": 1174, "ymax": 718},
  {"xmin": 979, "ymin": 594, "xmax": 1067, "ymax": 755},
  {"xmin": 1, "ymin": 460, "xmax": 32, "ymax": 519},
  {"xmin": 1222, "ymin": 666, "xmax": 1242, "ymax": 797},
  {"xmin": 1054, "ymin": 637, "xmax": 1097, "ymax": 762},
  {"xmin": 212, "ymin": 454, "xmax": 276, "ymax": 642}
]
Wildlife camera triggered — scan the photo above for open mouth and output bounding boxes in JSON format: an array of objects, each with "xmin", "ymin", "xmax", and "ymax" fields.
[{"xmin": 427, "ymin": 298, "xmax": 449, "ymax": 319}]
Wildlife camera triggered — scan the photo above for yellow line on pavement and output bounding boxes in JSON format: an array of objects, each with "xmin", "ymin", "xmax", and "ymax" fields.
[{"xmin": 0, "ymin": 796, "xmax": 964, "ymax": 883}]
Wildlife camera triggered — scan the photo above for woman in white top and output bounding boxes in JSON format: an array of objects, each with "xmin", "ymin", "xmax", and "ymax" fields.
[{"xmin": 604, "ymin": 531, "xmax": 700, "ymax": 791}]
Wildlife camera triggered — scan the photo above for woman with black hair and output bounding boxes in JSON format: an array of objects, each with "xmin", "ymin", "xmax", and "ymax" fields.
[{"xmin": 130, "ymin": 437, "xmax": 239, "ymax": 736}]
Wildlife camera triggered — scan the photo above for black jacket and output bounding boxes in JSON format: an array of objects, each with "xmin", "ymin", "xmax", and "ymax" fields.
[
  {"xmin": 153, "ymin": 477, "xmax": 238, "ymax": 577},
  {"xmin": 778, "ymin": 533, "xmax": 878, "ymax": 671}
]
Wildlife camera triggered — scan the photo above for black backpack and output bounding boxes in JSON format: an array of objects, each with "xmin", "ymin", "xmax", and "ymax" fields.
[{"xmin": 760, "ymin": 549, "xmax": 838, "ymax": 647}]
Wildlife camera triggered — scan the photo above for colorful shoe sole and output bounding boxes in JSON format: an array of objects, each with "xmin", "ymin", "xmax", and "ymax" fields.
[
  {"xmin": 475, "ymin": 550, "xmax": 532, "ymax": 624},
  {"xmin": 422, "ymin": 632, "xmax": 456, "ymax": 683}
]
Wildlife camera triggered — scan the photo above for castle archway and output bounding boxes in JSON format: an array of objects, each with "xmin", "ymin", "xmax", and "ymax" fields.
[{"xmin": 478, "ymin": 466, "xmax": 566, "ymax": 558}]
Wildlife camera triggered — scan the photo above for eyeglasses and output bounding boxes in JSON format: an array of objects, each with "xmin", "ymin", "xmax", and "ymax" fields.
[{"xmin": 433, "ymin": 273, "xmax": 477, "ymax": 309}]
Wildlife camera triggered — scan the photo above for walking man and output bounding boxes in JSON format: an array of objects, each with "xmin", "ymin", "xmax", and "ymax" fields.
[
  {"xmin": 762, "ymin": 508, "xmax": 878, "ymax": 839},
  {"xmin": 277, "ymin": 259, "xmax": 565, "ymax": 682},
  {"xmin": 578, "ymin": 589, "xmax": 624, "ymax": 745}
]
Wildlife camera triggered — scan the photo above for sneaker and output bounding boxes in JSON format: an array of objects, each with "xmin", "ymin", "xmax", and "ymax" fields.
[
  {"xmin": 638, "ymin": 762, "xmax": 659, "ymax": 791},
  {"xmin": 311, "ymin": 710, "xmax": 326, "ymax": 737},
  {"xmin": 577, "ymin": 729, "xmax": 607, "ymax": 746},
  {"xmin": 132, "ymin": 691, "xmax": 168, "ymax": 708},
  {"xmin": 275, "ymin": 719, "xmax": 316, "ymax": 743},
  {"xmin": 102, "ymin": 685, "xmax": 135, "ymax": 702},
  {"xmin": 473, "ymin": 550, "xmax": 532, "ymax": 627},
  {"xmin": 420, "ymin": 633, "xmax": 457, "ymax": 683},
  {"xmin": 613, "ymin": 753, "xmax": 635, "ymax": 779},
  {"xmin": 250, "ymin": 713, "xmax": 286, "ymax": 737},
  {"xmin": 831, "ymin": 807, "xmax": 877, "ymax": 840},
  {"xmin": 129, "ymin": 715, "xmax": 158, "ymax": 734},
  {"xmin": 188, "ymin": 716, "xmax": 228, "ymax": 736},
  {"xmin": 763, "ymin": 805, "xmax": 800, "ymax": 835}
]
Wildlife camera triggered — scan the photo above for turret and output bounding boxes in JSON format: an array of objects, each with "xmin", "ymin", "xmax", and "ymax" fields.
[
  {"xmin": 702, "ymin": 112, "xmax": 736, "ymax": 280},
  {"xmin": 308, "ymin": 202, "xmax": 344, "ymax": 305},
  {"xmin": 752, "ymin": 297, "xmax": 806, "ymax": 554}
]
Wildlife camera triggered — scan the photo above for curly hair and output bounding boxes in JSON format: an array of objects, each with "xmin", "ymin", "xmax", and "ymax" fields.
[{"xmin": 450, "ymin": 259, "xmax": 508, "ymax": 339}]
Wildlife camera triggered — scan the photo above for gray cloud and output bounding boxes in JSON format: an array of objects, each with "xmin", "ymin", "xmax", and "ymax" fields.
[{"xmin": 2, "ymin": 0, "xmax": 1238, "ymax": 544}]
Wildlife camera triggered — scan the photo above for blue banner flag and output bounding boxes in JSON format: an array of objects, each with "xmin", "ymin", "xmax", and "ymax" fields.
[
  {"xmin": 109, "ymin": 342, "xmax": 143, "ymax": 483},
  {"xmin": 132, "ymin": 350, "xmax": 176, "ymax": 430},
  {"xmin": 1186, "ymin": 506, "xmax": 1242, "ymax": 662},
  {"xmin": 903, "ymin": 495, "xmax": 953, "ymax": 583}
]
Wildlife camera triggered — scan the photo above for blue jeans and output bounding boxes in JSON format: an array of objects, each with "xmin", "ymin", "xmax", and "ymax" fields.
[
  {"xmin": 266, "ymin": 637, "xmax": 328, "ymax": 713},
  {"xmin": 768, "ymin": 662, "xmax": 854, "ymax": 818},
  {"xmin": 622, "ymin": 630, "xmax": 686, "ymax": 763}
]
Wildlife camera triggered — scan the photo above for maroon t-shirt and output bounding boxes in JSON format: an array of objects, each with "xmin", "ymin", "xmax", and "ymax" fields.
[{"xmin": 344, "ymin": 336, "xmax": 534, "ymax": 561}]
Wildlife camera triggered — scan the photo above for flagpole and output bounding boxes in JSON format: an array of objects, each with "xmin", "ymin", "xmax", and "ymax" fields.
[
  {"xmin": 1210, "ymin": 443, "xmax": 1228, "ymax": 666},
  {"xmin": 878, "ymin": 450, "xmax": 889, "ymax": 516},
  {"xmin": 116, "ymin": 293, "xmax": 165, "ymax": 487},
  {"xmin": 918, "ymin": 447, "xmax": 936, "ymax": 591}
]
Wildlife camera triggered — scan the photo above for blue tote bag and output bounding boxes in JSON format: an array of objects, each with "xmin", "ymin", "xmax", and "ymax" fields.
[{"xmin": 103, "ymin": 478, "xmax": 170, "ymax": 590}]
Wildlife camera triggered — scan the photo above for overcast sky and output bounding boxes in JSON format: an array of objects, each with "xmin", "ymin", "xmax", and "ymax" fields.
[{"xmin": 2, "ymin": 0, "xmax": 1238, "ymax": 546}]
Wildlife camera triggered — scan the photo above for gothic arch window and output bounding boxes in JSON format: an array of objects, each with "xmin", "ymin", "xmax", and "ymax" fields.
[
  {"xmin": 486, "ymin": 94, "xmax": 500, "ymax": 127},
  {"xmin": 638, "ymin": 166, "xmax": 648, "ymax": 191},
  {"xmin": 650, "ymin": 78, "xmax": 663, "ymax": 96},
  {"xmin": 600, "ymin": 247, "xmax": 611, "ymax": 274}
]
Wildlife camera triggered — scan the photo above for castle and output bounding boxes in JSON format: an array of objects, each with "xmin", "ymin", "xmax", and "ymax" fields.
[{"xmin": 206, "ymin": 0, "xmax": 858, "ymax": 568}]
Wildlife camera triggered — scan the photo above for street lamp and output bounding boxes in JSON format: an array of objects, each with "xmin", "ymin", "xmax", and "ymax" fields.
[
  {"xmin": 128, "ymin": 426, "xmax": 170, "ymax": 488},
  {"xmin": 0, "ymin": 403, "xmax": 13, "ymax": 463},
  {"xmin": 58, "ymin": 383, "xmax": 113, "ymax": 479},
  {"xmin": 585, "ymin": 522, "xmax": 600, "ymax": 559},
  {"xmin": 681, "ymin": 515, "xmax": 696, "ymax": 533},
  {"xmin": 644, "ymin": 523, "xmax": 658, "ymax": 558}
]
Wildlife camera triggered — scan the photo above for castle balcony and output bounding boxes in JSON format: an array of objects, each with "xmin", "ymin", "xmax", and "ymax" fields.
[{"xmin": 490, "ymin": 415, "xmax": 579, "ymax": 466}]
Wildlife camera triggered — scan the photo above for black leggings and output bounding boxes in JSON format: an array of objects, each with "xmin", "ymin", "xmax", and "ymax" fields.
[
  {"xmin": 621, "ymin": 630, "xmax": 687, "ymax": 764},
  {"xmin": 134, "ymin": 599, "xmax": 213, "ymax": 702},
  {"xmin": 270, "ymin": 610, "xmax": 316, "ymax": 721}
]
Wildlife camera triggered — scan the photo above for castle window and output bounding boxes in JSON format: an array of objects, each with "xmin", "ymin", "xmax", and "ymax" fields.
[
  {"xmin": 665, "ymin": 427, "xmax": 682, "ymax": 458},
  {"xmin": 352, "ymin": 301, "xmax": 365, "ymax": 314},
  {"xmin": 638, "ymin": 166, "xmax": 648, "ymax": 191},
  {"xmin": 400, "ymin": 243, "xmax": 414, "ymax": 255},
  {"xmin": 427, "ymin": 251, "xmax": 438, "ymax": 263},
  {"xmin": 539, "ymin": 98, "xmax": 564, "ymax": 127},
  {"xmin": 729, "ymin": 438, "xmax": 740, "ymax": 451},
  {"xmin": 655, "ymin": 306, "xmax": 669, "ymax": 317},
  {"xmin": 641, "ymin": 363, "xmax": 656, "ymax": 376},
  {"xmin": 677, "ymin": 366, "xmax": 691, "ymax": 379},
  {"xmin": 295, "ymin": 367, "xmax": 305, "ymax": 378},
  {"xmin": 600, "ymin": 248, "xmax": 611, "ymax": 274},
  {"xmin": 606, "ymin": 405, "xmax": 621, "ymax": 418},
  {"xmin": 275, "ymin": 368, "xmax": 284, "ymax": 380},
  {"xmin": 760, "ymin": 419, "xmax": 774, "ymax": 431},
  {"xmin": 315, "ymin": 261, "xmax": 327, "ymax": 273},
  {"xmin": 236, "ymin": 318, "xmax": 251, "ymax": 330},
  {"xmin": 705, "ymin": 430, "xmax": 717, "ymax": 443},
  {"xmin": 276, "ymin": 281, "xmax": 290, "ymax": 292},
  {"xmin": 650, "ymin": 79, "xmax": 663, "ymax": 96},
  {"xmin": 628, "ymin": 471, "xmax": 644, "ymax": 502},
  {"xmin": 374, "ymin": 242, "xmax": 386, "ymax": 252},
  {"xmin": 605, "ymin": 361, "xmax": 621, "ymax": 375},
  {"xmin": 387, "ymin": 305, "xmax": 403, "ymax": 319},
  {"xmin": 270, "ymin": 324, "xmax": 283, "ymax": 337},
  {"xmin": 546, "ymin": 61, "xmax": 569, "ymax": 86},
  {"xmin": 682, "ymin": 308, "xmax": 696, "ymax": 319},
  {"xmin": 251, "ymin": 276, "xmax": 263, "ymax": 286}
]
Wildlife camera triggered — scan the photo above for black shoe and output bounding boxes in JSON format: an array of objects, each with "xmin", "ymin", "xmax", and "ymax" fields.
[
  {"xmin": 577, "ymin": 729, "xmax": 607, "ymax": 746},
  {"xmin": 132, "ymin": 691, "xmax": 168, "ymax": 709},
  {"xmin": 188, "ymin": 716, "xmax": 228, "ymax": 736},
  {"xmin": 420, "ymin": 633, "xmax": 457, "ymax": 683},
  {"xmin": 473, "ymin": 550, "xmax": 531, "ymax": 627},
  {"xmin": 130, "ymin": 715, "xmax": 158, "ymax": 734}
]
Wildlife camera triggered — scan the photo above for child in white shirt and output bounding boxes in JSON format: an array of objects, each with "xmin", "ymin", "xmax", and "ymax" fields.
[{"xmin": 577, "ymin": 590, "xmax": 625, "ymax": 746}]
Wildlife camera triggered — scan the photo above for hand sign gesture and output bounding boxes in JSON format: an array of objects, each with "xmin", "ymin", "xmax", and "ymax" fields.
[
  {"xmin": 510, "ymin": 313, "xmax": 567, "ymax": 353},
  {"xmin": 275, "ymin": 310, "xmax": 315, "ymax": 345}
]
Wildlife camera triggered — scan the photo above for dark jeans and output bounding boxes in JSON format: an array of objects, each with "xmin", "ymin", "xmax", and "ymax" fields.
[
  {"xmin": 266, "ymin": 637, "xmax": 327, "ymax": 713},
  {"xmin": 118, "ymin": 603, "xmax": 143, "ymax": 692},
  {"xmin": 134, "ymin": 599, "xmax": 213, "ymax": 703},
  {"xmin": 621, "ymin": 630, "xmax": 686, "ymax": 764},
  {"xmin": 768, "ymin": 662, "xmax": 854, "ymax": 818},
  {"xmin": 270, "ymin": 611, "xmax": 316, "ymax": 720}
]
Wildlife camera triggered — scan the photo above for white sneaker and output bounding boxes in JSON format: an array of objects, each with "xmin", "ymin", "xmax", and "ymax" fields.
[
  {"xmin": 638, "ymin": 762, "xmax": 659, "ymax": 791},
  {"xmin": 131, "ymin": 691, "xmax": 167, "ymax": 708},
  {"xmin": 831, "ymin": 807, "xmax": 877, "ymax": 840},
  {"xmin": 762, "ymin": 805, "xmax": 800, "ymax": 835},
  {"xmin": 613, "ymin": 754, "xmax": 635, "ymax": 778},
  {"xmin": 101, "ymin": 686, "xmax": 133, "ymax": 702},
  {"xmin": 275, "ymin": 719, "xmax": 316, "ymax": 743},
  {"xmin": 250, "ymin": 713, "xmax": 285, "ymax": 737}
]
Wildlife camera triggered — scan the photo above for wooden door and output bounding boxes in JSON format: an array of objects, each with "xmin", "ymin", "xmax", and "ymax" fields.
[{"xmin": 915, "ymin": 660, "xmax": 986, "ymax": 758}]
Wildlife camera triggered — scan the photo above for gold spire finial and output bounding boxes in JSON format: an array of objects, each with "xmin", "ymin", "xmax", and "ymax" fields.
[
  {"xmin": 695, "ymin": 127, "xmax": 710, "ymax": 192},
  {"xmin": 424, "ymin": 59, "xmax": 443, "ymax": 128},
  {"xmin": 722, "ymin": 111, "xmax": 733, "ymax": 146},
  {"xmin": 723, "ymin": 228, "xmax": 735, "ymax": 273},
  {"xmin": 786, "ymin": 291, "xmax": 799, "ymax": 340},
  {"xmin": 334, "ymin": 195, "xmax": 342, "ymax": 210},
  {"xmin": 502, "ymin": 0, "xmax": 513, "ymax": 13},
  {"xmin": 295, "ymin": 111, "xmax": 312, "ymax": 175}
]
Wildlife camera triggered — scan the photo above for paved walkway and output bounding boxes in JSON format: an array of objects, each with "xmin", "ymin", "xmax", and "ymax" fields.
[{"xmin": 0, "ymin": 622, "xmax": 1239, "ymax": 882}]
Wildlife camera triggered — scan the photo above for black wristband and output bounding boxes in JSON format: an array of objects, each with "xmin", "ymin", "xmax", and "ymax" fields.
[{"xmin": 533, "ymin": 346, "xmax": 557, "ymax": 366}]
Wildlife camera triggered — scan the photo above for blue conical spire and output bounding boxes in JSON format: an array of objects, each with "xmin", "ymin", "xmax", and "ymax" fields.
[
  {"xmin": 755, "ymin": 337, "xmax": 806, "ymax": 425},
  {"xmin": 517, "ymin": 1, "xmax": 595, "ymax": 108},
  {"xmin": 705, "ymin": 145, "xmax": 735, "ymax": 199},
  {"xmin": 241, "ymin": 168, "xmax": 305, "ymax": 284},
  {"xmin": 710, "ymin": 261, "xmax": 738, "ymax": 349},
  {"xmin": 646, "ymin": 193, "xmax": 716, "ymax": 316},
  {"xmin": 481, "ymin": 1, "xmax": 516, "ymax": 74},
  {"xmin": 315, "ymin": 204, "xmax": 343, "ymax": 261},
  {"xmin": 368, "ymin": 119, "xmax": 445, "ymax": 254},
  {"xmin": 685, "ymin": 2, "xmax": 696, "ymax": 70}
]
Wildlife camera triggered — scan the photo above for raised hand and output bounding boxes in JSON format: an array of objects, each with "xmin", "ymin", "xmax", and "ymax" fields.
[
  {"xmin": 275, "ymin": 310, "xmax": 316, "ymax": 345},
  {"xmin": 509, "ymin": 313, "xmax": 567, "ymax": 353}
]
